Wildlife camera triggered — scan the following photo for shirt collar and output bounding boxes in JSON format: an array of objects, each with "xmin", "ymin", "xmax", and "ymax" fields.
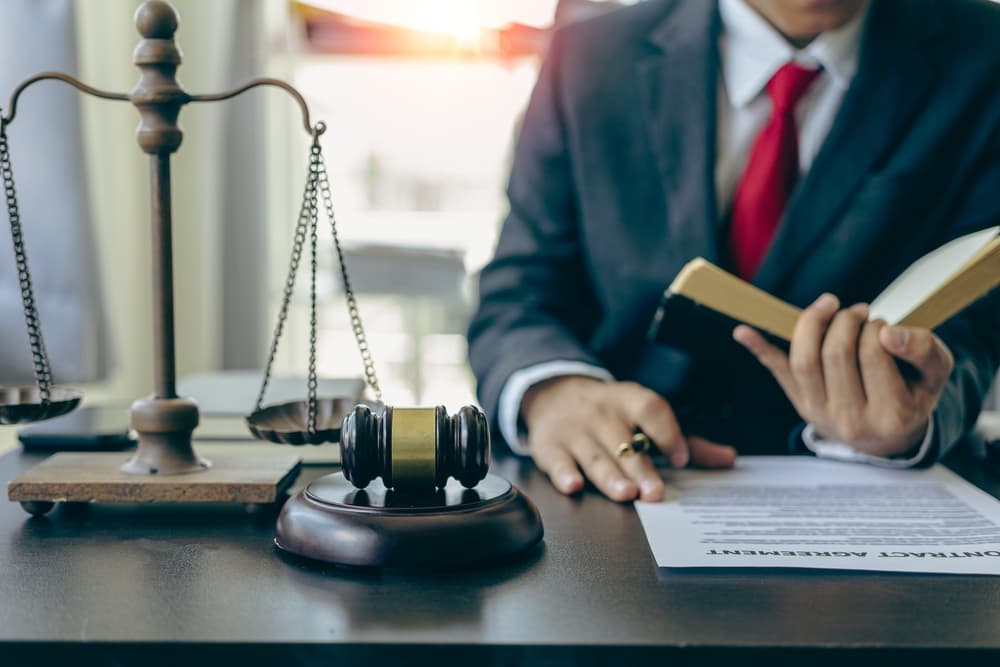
[{"xmin": 718, "ymin": 0, "xmax": 869, "ymax": 109}]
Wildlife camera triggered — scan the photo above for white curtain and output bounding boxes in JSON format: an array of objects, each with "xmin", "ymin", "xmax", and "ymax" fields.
[
  {"xmin": 68, "ymin": 0, "xmax": 269, "ymax": 402},
  {"xmin": 0, "ymin": 0, "xmax": 109, "ymax": 385}
]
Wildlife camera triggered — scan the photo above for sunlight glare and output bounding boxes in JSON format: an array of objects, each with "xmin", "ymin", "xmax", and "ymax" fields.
[{"xmin": 411, "ymin": 1, "xmax": 483, "ymax": 46}]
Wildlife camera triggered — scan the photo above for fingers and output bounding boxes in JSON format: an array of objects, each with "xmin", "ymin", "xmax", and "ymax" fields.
[
  {"xmin": 531, "ymin": 429, "xmax": 639, "ymax": 501},
  {"xmin": 530, "ymin": 440, "xmax": 584, "ymax": 495},
  {"xmin": 822, "ymin": 302, "xmax": 869, "ymax": 416},
  {"xmin": 859, "ymin": 319, "xmax": 909, "ymax": 410},
  {"xmin": 736, "ymin": 296, "xmax": 871, "ymax": 428},
  {"xmin": 687, "ymin": 436, "xmax": 737, "ymax": 469},
  {"xmin": 591, "ymin": 417, "xmax": 665, "ymax": 501},
  {"xmin": 789, "ymin": 293, "xmax": 839, "ymax": 411},
  {"xmin": 566, "ymin": 434, "xmax": 639, "ymax": 502},
  {"xmin": 616, "ymin": 453, "xmax": 666, "ymax": 501},
  {"xmin": 523, "ymin": 380, "xmax": 688, "ymax": 503},
  {"xmin": 732, "ymin": 325, "xmax": 804, "ymax": 414},
  {"xmin": 616, "ymin": 383, "xmax": 689, "ymax": 468},
  {"xmin": 733, "ymin": 295, "xmax": 951, "ymax": 457},
  {"xmin": 879, "ymin": 325, "xmax": 955, "ymax": 396}
]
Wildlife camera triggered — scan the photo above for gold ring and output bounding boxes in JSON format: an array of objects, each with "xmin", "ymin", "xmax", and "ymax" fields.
[{"xmin": 616, "ymin": 431, "xmax": 652, "ymax": 458}]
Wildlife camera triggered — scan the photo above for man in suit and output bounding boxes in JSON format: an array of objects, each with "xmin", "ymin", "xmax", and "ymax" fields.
[{"xmin": 467, "ymin": 0, "xmax": 1000, "ymax": 502}]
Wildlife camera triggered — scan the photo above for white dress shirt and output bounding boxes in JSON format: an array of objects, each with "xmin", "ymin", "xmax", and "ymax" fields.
[{"xmin": 497, "ymin": 0, "xmax": 933, "ymax": 464}]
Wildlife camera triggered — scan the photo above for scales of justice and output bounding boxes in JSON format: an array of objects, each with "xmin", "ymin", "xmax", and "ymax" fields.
[{"xmin": 1, "ymin": 1, "xmax": 542, "ymax": 569}]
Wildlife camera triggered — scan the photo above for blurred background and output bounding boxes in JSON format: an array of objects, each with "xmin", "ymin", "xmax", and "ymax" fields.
[
  {"xmin": 0, "ymin": 0, "xmax": 995, "ymax": 416},
  {"xmin": 0, "ymin": 0, "xmax": 637, "ymax": 413}
]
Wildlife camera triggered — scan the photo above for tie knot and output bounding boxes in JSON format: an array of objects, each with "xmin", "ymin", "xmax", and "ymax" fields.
[{"xmin": 767, "ymin": 62, "xmax": 821, "ymax": 114}]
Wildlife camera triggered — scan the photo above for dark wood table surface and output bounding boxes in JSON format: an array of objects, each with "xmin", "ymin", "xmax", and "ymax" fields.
[{"xmin": 1, "ymin": 445, "xmax": 999, "ymax": 666}]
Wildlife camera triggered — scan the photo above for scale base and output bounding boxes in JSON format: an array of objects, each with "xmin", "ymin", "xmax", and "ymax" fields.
[
  {"xmin": 7, "ymin": 449, "xmax": 302, "ymax": 516},
  {"xmin": 275, "ymin": 472, "xmax": 543, "ymax": 568}
]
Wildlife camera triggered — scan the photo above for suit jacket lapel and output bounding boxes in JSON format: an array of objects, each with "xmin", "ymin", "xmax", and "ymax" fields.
[
  {"xmin": 636, "ymin": 0, "xmax": 721, "ymax": 269},
  {"xmin": 753, "ymin": 0, "xmax": 945, "ymax": 294}
]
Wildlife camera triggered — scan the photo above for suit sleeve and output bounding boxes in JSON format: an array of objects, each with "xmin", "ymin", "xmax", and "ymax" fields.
[
  {"xmin": 467, "ymin": 31, "xmax": 606, "ymax": 430},
  {"xmin": 929, "ymin": 125, "xmax": 1000, "ymax": 461}
]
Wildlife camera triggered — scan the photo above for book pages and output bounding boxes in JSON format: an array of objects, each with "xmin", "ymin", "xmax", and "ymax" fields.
[{"xmin": 870, "ymin": 226, "xmax": 999, "ymax": 325}]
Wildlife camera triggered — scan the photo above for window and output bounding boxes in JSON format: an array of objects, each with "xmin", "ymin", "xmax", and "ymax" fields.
[{"xmin": 264, "ymin": 1, "xmax": 629, "ymax": 407}]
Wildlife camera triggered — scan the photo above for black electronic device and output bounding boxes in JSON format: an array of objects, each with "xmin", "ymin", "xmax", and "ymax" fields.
[{"xmin": 18, "ymin": 406, "xmax": 135, "ymax": 452}]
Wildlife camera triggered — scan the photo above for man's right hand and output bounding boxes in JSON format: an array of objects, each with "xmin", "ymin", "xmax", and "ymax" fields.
[{"xmin": 520, "ymin": 376, "xmax": 737, "ymax": 502}]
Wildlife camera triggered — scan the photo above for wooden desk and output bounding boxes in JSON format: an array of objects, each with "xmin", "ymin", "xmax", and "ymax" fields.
[{"xmin": 1, "ymin": 448, "xmax": 999, "ymax": 666}]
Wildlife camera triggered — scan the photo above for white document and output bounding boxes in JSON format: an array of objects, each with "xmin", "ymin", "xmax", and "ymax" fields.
[{"xmin": 635, "ymin": 456, "xmax": 1000, "ymax": 574}]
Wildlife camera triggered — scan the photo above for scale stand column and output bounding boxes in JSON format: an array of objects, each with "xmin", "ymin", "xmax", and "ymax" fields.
[
  {"xmin": 122, "ymin": 153, "xmax": 203, "ymax": 474},
  {"xmin": 121, "ymin": 3, "xmax": 205, "ymax": 475},
  {"xmin": 7, "ymin": 1, "xmax": 303, "ymax": 515}
]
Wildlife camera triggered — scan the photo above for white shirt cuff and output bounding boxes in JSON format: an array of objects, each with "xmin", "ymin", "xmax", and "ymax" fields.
[
  {"xmin": 497, "ymin": 361, "xmax": 614, "ymax": 455},
  {"xmin": 801, "ymin": 418, "xmax": 936, "ymax": 469}
]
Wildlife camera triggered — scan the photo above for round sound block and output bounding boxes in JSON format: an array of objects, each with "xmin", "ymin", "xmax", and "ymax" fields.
[{"xmin": 274, "ymin": 473, "xmax": 543, "ymax": 568}]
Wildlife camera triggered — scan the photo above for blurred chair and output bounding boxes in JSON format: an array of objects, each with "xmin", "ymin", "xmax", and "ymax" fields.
[
  {"xmin": 335, "ymin": 242, "xmax": 469, "ymax": 404},
  {"xmin": 178, "ymin": 370, "xmax": 365, "ymax": 416}
]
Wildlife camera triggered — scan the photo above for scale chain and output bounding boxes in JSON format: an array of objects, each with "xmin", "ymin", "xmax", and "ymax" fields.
[
  {"xmin": 315, "ymin": 146, "xmax": 383, "ymax": 403},
  {"xmin": 253, "ymin": 146, "xmax": 317, "ymax": 418},
  {"xmin": 306, "ymin": 149, "xmax": 320, "ymax": 434},
  {"xmin": 255, "ymin": 130, "xmax": 383, "ymax": 438},
  {"xmin": 0, "ymin": 119, "xmax": 53, "ymax": 402}
]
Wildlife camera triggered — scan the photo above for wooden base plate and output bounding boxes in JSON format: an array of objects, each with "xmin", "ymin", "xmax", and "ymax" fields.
[
  {"xmin": 7, "ymin": 449, "xmax": 302, "ymax": 515},
  {"xmin": 274, "ymin": 472, "xmax": 544, "ymax": 568}
]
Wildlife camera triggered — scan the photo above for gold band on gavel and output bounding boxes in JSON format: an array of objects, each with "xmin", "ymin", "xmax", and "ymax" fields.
[{"xmin": 389, "ymin": 407, "xmax": 437, "ymax": 488}]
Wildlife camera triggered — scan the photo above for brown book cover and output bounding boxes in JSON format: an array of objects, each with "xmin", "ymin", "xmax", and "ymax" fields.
[{"xmin": 649, "ymin": 226, "xmax": 1000, "ymax": 353}]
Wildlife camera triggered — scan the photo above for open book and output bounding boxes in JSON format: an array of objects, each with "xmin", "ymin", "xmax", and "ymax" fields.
[{"xmin": 649, "ymin": 226, "xmax": 1000, "ymax": 347}]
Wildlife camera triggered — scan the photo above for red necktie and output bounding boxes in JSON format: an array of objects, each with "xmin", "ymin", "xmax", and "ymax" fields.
[{"xmin": 728, "ymin": 62, "xmax": 821, "ymax": 280}]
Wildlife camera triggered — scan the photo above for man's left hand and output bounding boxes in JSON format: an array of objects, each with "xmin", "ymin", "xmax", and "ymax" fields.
[{"xmin": 733, "ymin": 293, "xmax": 954, "ymax": 458}]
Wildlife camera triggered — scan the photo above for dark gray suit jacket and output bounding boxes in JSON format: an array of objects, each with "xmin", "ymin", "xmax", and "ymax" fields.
[{"xmin": 468, "ymin": 0, "xmax": 1000, "ymax": 456}]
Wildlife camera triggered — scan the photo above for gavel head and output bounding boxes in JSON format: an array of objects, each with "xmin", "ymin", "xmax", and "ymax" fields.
[{"xmin": 340, "ymin": 405, "xmax": 490, "ymax": 491}]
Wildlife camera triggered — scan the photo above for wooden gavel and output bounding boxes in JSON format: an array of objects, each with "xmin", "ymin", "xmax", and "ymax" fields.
[{"xmin": 340, "ymin": 405, "xmax": 490, "ymax": 491}]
